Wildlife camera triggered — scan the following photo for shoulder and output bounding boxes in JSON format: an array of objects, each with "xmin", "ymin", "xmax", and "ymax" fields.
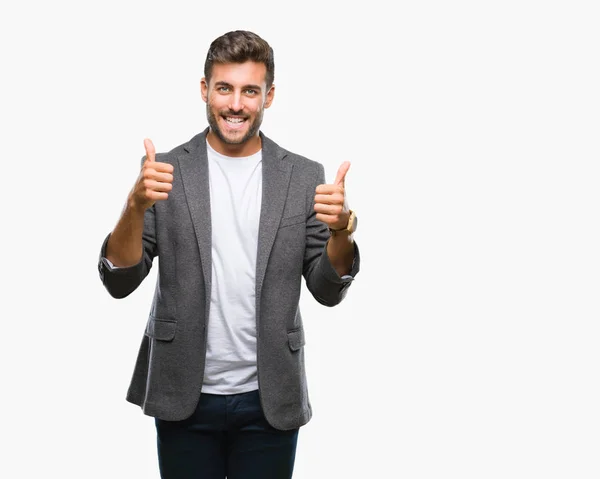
[
  {"xmin": 261, "ymin": 133, "xmax": 323, "ymax": 175},
  {"xmin": 153, "ymin": 130, "xmax": 207, "ymax": 163}
]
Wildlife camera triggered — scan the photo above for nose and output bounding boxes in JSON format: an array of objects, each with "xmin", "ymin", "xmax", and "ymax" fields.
[{"xmin": 228, "ymin": 92, "xmax": 245, "ymax": 113}]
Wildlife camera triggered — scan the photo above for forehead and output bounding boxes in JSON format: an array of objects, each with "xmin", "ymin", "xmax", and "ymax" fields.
[{"xmin": 209, "ymin": 61, "xmax": 267, "ymax": 87}]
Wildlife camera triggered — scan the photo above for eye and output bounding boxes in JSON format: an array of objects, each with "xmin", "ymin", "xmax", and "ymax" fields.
[
  {"xmin": 244, "ymin": 89, "xmax": 258, "ymax": 95},
  {"xmin": 217, "ymin": 86, "xmax": 231, "ymax": 93}
]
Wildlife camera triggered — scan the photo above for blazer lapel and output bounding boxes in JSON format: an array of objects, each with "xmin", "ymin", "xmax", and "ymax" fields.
[
  {"xmin": 178, "ymin": 129, "xmax": 212, "ymax": 300},
  {"xmin": 256, "ymin": 133, "xmax": 292, "ymax": 301}
]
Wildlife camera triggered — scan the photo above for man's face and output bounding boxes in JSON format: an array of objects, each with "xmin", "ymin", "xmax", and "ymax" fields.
[{"xmin": 201, "ymin": 61, "xmax": 274, "ymax": 148}]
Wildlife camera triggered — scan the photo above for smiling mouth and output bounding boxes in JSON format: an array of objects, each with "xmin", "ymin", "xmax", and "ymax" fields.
[
  {"xmin": 225, "ymin": 116, "xmax": 245, "ymax": 122},
  {"xmin": 222, "ymin": 115, "xmax": 248, "ymax": 127}
]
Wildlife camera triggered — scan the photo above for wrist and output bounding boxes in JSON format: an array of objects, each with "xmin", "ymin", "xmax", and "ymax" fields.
[
  {"xmin": 329, "ymin": 230, "xmax": 354, "ymax": 245},
  {"xmin": 328, "ymin": 210, "xmax": 357, "ymax": 237},
  {"xmin": 126, "ymin": 196, "xmax": 147, "ymax": 217}
]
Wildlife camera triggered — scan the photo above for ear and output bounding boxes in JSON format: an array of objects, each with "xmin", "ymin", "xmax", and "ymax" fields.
[
  {"xmin": 200, "ymin": 78, "xmax": 209, "ymax": 103},
  {"xmin": 264, "ymin": 84, "xmax": 275, "ymax": 109}
]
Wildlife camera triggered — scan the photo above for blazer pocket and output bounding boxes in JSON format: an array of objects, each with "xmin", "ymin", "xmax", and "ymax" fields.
[
  {"xmin": 145, "ymin": 316, "xmax": 177, "ymax": 341},
  {"xmin": 287, "ymin": 328, "xmax": 306, "ymax": 351},
  {"xmin": 279, "ymin": 214, "xmax": 305, "ymax": 229}
]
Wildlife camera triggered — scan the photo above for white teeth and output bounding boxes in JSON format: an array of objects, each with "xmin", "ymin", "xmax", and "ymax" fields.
[{"xmin": 226, "ymin": 117, "xmax": 244, "ymax": 123}]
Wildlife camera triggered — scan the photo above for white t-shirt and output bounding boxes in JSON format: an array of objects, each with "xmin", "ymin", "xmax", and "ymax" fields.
[{"xmin": 201, "ymin": 140, "xmax": 262, "ymax": 394}]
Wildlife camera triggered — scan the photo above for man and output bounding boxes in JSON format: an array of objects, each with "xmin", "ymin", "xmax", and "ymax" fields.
[{"xmin": 98, "ymin": 30, "xmax": 360, "ymax": 479}]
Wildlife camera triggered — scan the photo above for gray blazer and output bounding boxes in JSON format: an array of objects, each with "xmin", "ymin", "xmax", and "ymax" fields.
[{"xmin": 98, "ymin": 129, "xmax": 360, "ymax": 430}]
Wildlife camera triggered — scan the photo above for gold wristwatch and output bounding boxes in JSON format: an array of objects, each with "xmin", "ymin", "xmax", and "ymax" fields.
[{"xmin": 329, "ymin": 209, "xmax": 357, "ymax": 236}]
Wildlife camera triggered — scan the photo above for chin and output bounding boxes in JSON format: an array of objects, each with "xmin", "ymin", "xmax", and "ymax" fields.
[{"xmin": 218, "ymin": 126, "xmax": 248, "ymax": 143}]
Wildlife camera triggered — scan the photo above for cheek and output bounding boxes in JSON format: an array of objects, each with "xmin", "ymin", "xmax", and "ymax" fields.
[
  {"xmin": 248, "ymin": 101, "xmax": 265, "ymax": 114},
  {"xmin": 208, "ymin": 95, "xmax": 226, "ymax": 109}
]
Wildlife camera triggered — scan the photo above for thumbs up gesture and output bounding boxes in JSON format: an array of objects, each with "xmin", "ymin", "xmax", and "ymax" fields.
[
  {"xmin": 129, "ymin": 139, "xmax": 174, "ymax": 211},
  {"xmin": 314, "ymin": 161, "xmax": 351, "ymax": 231}
]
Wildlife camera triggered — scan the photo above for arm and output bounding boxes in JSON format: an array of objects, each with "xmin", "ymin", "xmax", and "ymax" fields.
[
  {"xmin": 105, "ymin": 200, "xmax": 146, "ymax": 268},
  {"xmin": 302, "ymin": 163, "xmax": 360, "ymax": 307},
  {"xmin": 98, "ymin": 204, "xmax": 157, "ymax": 299},
  {"xmin": 98, "ymin": 139, "xmax": 173, "ymax": 298},
  {"xmin": 327, "ymin": 229, "xmax": 355, "ymax": 277}
]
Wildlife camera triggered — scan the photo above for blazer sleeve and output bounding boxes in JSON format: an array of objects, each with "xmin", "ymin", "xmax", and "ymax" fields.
[
  {"xmin": 98, "ymin": 154, "xmax": 159, "ymax": 299},
  {"xmin": 302, "ymin": 162, "xmax": 360, "ymax": 307}
]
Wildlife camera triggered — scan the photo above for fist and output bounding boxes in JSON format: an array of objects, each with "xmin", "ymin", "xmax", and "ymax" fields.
[
  {"xmin": 129, "ymin": 138, "xmax": 174, "ymax": 211},
  {"xmin": 314, "ymin": 161, "xmax": 351, "ymax": 230}
]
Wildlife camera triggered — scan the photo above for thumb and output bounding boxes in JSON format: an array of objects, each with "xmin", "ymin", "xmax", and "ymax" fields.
[
  {"xmin": 144, "ymin": 138, "xmax": 156, "ymax": 163},
  {"xmin": 334, "ymin": 161, "xmax": 351, "ymax": 186}
]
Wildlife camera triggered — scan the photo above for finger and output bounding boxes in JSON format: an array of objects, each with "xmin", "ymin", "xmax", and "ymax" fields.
[
  {"xmin": 143, "ymin": 168, "xmax": 174, "ymax": 183},
  {"xmin": 153, "ymin": 162, "xmax": 174, "ymax": 174},
  {"xmin": 314, "ymin": 193, "xmax": 344, "ymax": 205},
  {"xmin": 145, "ymin": 190, "xmax": 169, "ymax": 202},
  {"xmin": 144, "ymin": 138, "xmax": 156, "ymax": 163},
  {"xmin": 315, "ymin": 213, "xmax": 338, "ymax": 224},
  {"xmin": 315, "ymin": 184, "xmax": 343, "ymax": 195},
  {"xmin": 143, "ymin": 162, "xmax": 174, "ymax": 177},
  {"xmin": 314, "ymin": 203, "xmax": 343, "ymax": 216},
  {"xmin": 334, "ymin": 161, "xmax": 351, "ymax": 186},
  {"xmin": 143, "ymin": 179, "xmax": 173, "ymax": 193}
]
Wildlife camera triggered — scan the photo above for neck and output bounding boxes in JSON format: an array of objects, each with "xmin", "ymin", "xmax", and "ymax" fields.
[{"xmin": 207, "ymin": 130, "xmax": 261, "ymax": 157}]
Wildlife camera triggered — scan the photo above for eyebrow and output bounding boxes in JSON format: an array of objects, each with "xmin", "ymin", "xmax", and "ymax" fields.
[{"xmin": 214, "ymin": 81, "xmax": 262, "ymax": 92}]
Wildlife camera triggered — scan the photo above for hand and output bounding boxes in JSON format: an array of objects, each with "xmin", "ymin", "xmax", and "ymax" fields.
[
  {"xmin": 129, "ymin": 139, "xmax": 174, "ymax": 211},
  {"xmin": 314, "ymin": 161, "xmax": 351, "ymax": 231}
]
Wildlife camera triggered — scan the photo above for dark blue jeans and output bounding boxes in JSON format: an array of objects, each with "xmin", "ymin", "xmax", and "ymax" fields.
[{"xmin": 155, "ymin": 389, "xmax": 299, "ymax": 479}]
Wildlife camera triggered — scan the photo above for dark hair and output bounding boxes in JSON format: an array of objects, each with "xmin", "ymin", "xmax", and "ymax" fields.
[{"xmin": 204, "ymin": 30, "xmax": 275, "ymax": 89}]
